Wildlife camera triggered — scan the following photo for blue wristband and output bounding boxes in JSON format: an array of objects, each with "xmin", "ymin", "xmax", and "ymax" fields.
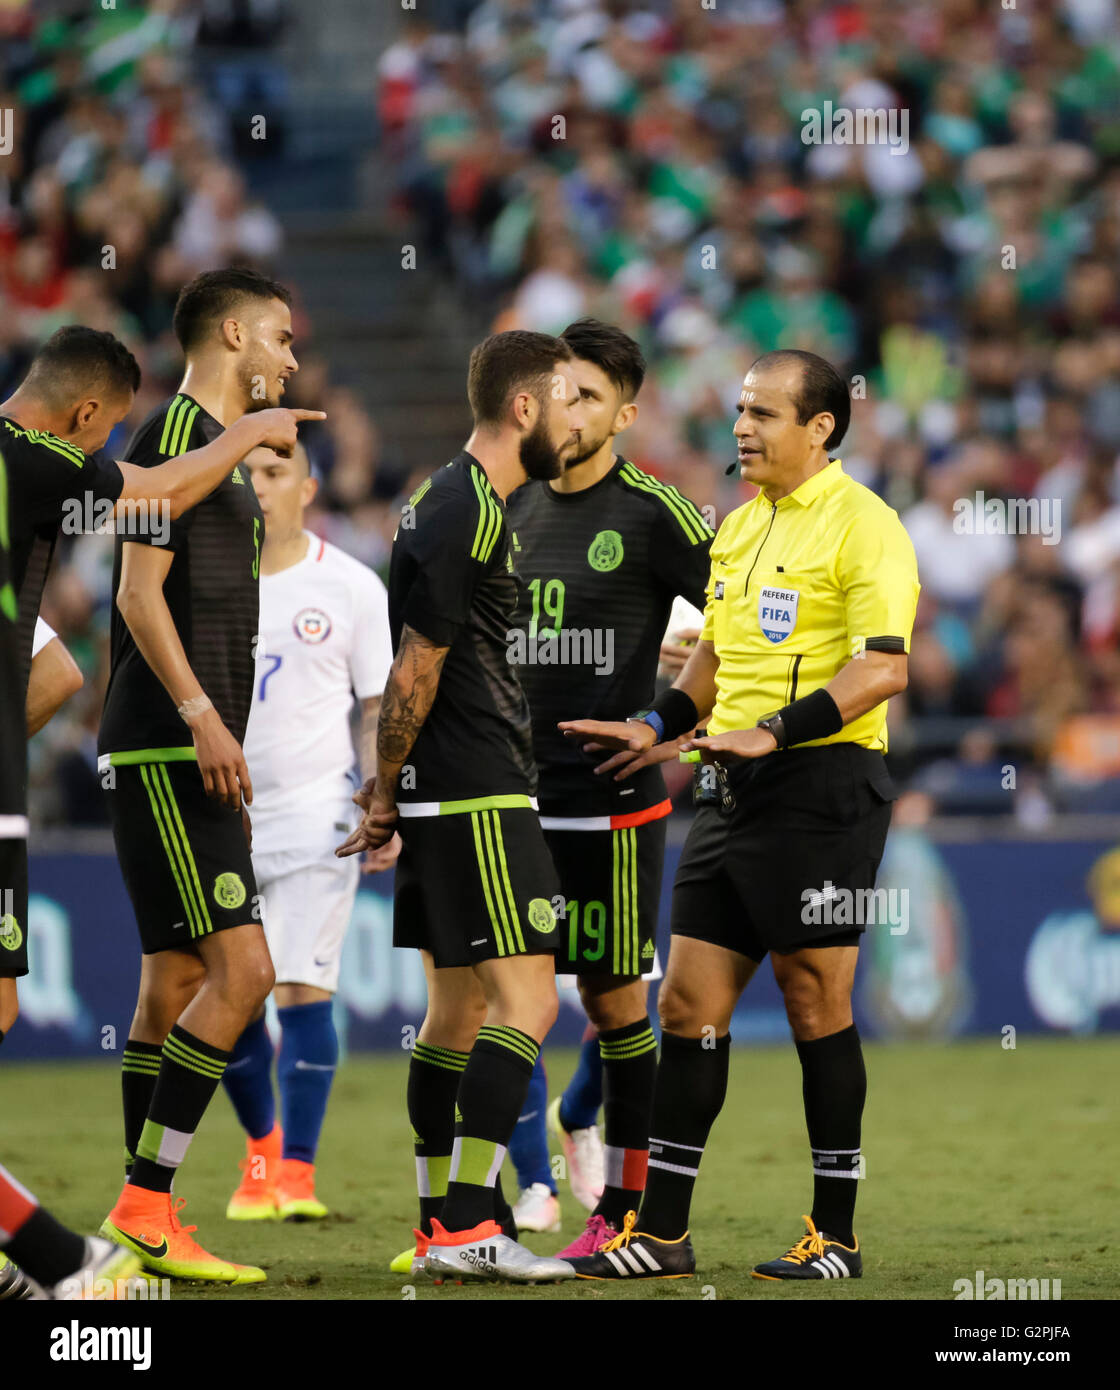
[{"xmin": 640, "ymin": 710, "xmax": 665, "ymax": 741}]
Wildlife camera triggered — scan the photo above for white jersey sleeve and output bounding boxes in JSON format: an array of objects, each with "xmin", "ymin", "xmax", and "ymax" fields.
[
  {"xmin": 348, "ymin": 565, "xmax": 393, "ymax": 699},
  {"xmin": 32, "ymin": 616, "xmax": 56, "ymax": 658}
]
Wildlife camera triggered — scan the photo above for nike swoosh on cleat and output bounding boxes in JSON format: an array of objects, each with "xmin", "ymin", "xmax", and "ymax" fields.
[{"xmin": 122, "ymin": 1231, "xmax": 169, "ymax": 1260}]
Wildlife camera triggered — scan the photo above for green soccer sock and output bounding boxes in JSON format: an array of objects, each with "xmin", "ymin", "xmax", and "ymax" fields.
[
  {"xmin": 408, "ymin": 1040, "xmax": 469, "ymax": 1236},
  {"xmin": 440, "ymin": 1025, "xmax": 539, "ymax": 1234},
  {"xmin": 128, "ymin": 1025, "xmax": 230, "ymax": 1194}
]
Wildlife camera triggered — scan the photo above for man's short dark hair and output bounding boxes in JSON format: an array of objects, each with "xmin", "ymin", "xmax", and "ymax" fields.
[
  {"xmin": 467, "ymin": 331, "xmax": 572, "ymax": 426},
  {"xmin": 561, "ymin": 318, "xmax": 646, "ymax": 402},
  {"xmin": 750, "ymin": 349, "xmax": 851, "ymax": 452},
  {"xmin": 172, "ymin": 267, "xmax": 292, "ymax": 353},
  {"xmin": 23, "ymin": 326, "xmax": 141, "ymax": 407}
]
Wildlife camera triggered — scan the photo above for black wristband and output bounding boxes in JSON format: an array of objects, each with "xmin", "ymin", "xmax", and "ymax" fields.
[
  {"xmin": 775, "ymin": 688, "xmax": 843, "ymax": 748},
  {"xmin": 645, "ymin": 687, "xmax": 700, "ymax": 743}
]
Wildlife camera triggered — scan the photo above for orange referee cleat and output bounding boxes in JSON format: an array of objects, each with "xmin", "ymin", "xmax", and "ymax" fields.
[{"xmin": 226, "ymin": 1125, "xmax": 283, "ymax": 1221}]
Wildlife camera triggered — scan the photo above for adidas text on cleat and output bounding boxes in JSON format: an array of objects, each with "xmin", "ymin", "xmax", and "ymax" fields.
[
  {"xmin": 547, "ymin": 1096, "xmax": 604, "ymax": 1212},
  {"xmin": 566, "ymin": 1210, "xmax": 694, "ymax": 1280},
  {"xmin": 423, "ymin": 1218, "xmax": 574, "ymax": 1284},
  {"xmin": 226, "ymin": 1125, "xmax": 283, "ymax": 1221},
  {"xmin": 101, "ymin": 1189, "xmax": 267, "ymax": 1284},
  {"xmin": 752, "ymin": 1215, "xmax": 862, "ymax": 1281}
]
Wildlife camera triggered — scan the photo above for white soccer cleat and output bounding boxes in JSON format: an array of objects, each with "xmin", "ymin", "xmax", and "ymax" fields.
[
  {"xmin": 548, "ymin": 1096, "xmax": 605, "ymax": 1212},
  {"xmin": 512, "ymin": 1182, "xmax": 561, "ymax": 1233},
  {"xmin": 49, "ymin": 1237, "xmax": 145, "ymax": 1300},
  {"xmin": 423, "ymin": 1218, "xmax": 573, "ymax": 1284}
]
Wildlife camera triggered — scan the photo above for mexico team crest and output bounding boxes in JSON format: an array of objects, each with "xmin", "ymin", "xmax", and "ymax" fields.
[
  {"xmin": 293, "ymin": 607, "xmax": 332, "ymax": 644},
  {"xmin": 758, "ymin": 585, "xmax": 799, "ymax": 643},
  {"xmin": 587, "ymin": 530, "xmax": 624, "ymax": 572}
]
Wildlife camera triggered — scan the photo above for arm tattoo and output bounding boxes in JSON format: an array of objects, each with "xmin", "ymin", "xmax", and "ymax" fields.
[{"xmin": 376, "ymin": 625, "xmax": 448, "ymax": 769}]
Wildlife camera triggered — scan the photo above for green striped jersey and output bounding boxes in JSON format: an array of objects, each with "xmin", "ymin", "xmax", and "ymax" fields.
[
  {"xmin": 0, "ymin": 416, "xmax": 124, "ymax": 702},
  {"xmin": 506, "ymin": 455, "xmax": 712, "ymax": 817},
  {"xmin": 0, "ymin": 447, "xmax": 25, "ymax": 823},
  {"xmin": 387, "ymin": 451, "xmax": 535, "ymax": 804},
  {"xmin": 99, "ymin": 394, "xmax": 263, "ymax": 760}
]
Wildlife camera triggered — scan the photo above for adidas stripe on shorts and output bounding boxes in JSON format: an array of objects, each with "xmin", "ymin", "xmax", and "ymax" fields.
[
  {"xmin": 393, "ymin": 799, "xmax": 559, "ymax": 969},
  {"xmin": 103, "ymin": 757, "xmax": 260, "ymax": 953},
  {"xmin": 542, "ymin": 817, "xmax": 666, "ymax": 977}
]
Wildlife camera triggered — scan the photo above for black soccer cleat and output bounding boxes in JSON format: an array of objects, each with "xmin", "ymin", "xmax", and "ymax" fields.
[
  {"xmin": 566, "ymin": 1210, "xmax": 695, "ymax": 1280},
  {"xmin": 752, "ymin": 1215, "xmax": 862, "ymax": 1280}
]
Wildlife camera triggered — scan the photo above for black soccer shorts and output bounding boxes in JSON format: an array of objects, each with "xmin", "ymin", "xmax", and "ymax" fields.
[
  {"xmin": 393, "ymin": 802, "xmax": 560, "ymax": 969},
  {"xmin": 671, "ymin": 743, "xmax": 896, "ymax": 961},
  {"xmin": 543, "ymin": 816, "xmax": 666, "ymax": 977},
  {"xmin": 104, "ymin": 757, "xmax": 259, "ymax": 953},
  {"xmin": 0, "ymin": 838, "xmax": 29, "ymax": 977}
]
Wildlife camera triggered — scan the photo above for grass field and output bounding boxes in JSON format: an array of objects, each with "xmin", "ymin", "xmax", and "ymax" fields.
[{"xmin": 3, "ymin": 1039, "xmax": 1117, "ymax": 1301}]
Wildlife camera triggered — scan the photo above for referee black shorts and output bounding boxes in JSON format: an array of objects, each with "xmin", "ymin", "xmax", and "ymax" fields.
[
  {"xmin": 672, "ymin": 743, "xmax": 896, "ymax": 962},
  {"xmin": 105, "ymin": 759, "xmax": 259, "ymax": 954},
  {"xmin": 394, "ymin": 804, "xmax": 560, "ymax": 969},
  {"xmin": 0, "ymin": 838, "xmax": 28, "ymax": 977}
]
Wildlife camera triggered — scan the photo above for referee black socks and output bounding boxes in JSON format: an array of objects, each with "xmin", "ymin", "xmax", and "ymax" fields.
[
  {"xmin": 639, "ymin": 1029, "xmax": 730, "ymax": 1240},
  {"xmin": 128, "ymin": 1025, "xmax": 230, "ymax": 1194},
  {"xmin": 795, "ymin": 1023, "xmax": 865, "ymax": 1248}
]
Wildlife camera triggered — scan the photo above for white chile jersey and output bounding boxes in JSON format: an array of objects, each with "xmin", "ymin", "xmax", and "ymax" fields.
[{"xmin": 244, "ymin": 531, "xmax": 393, "ymax": 859}]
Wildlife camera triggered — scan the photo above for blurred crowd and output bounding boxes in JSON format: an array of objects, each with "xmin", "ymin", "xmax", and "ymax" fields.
[
  {"xmin": 6, "ymin": 0, "xmax": 1120, "ymax": 826},
  {"xmin": 378, "ymin": 0, "xmax": 1120, "ymax": 817}
]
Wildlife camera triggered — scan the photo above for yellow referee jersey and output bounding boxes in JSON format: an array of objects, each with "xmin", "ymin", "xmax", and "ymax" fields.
[{"xmin": 701, "ymin": 459, "xmax": 919, "ymax": 750}]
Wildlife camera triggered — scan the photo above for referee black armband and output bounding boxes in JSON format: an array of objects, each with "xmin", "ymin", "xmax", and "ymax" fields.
[
  {"xmin": 641, "ymin": 688, "xmax": 699, "ymax": 744},
  {"xmin": 759, "ymin": 688, "xmax": 843, "ymax": 750}
]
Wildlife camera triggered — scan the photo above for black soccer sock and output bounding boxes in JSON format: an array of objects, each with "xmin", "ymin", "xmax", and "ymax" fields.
[
  {"xmin": 638, "ymin": 1030, "xmax": 730, "ymax": 1240},
  {"xmin": 441, "ymin": 1025, "xmax": 538, "ymax": 1234},
  {"xmin": 796, "ymin": 1023, "xmax": 865, "ymax": 1247},
  {"xmin": 121, "ymin": 1040, "xmax": 163, "ymax": 1178},
  {"xmin": 594, "ymin": 1018, "xmax": 658, "ymax": 1228},
  {"xmin": 128, "ymin": 1025, "xmax": 230, "ymax": 1194},
  {"xmin": 4, "ymin": 1207, "xmax": 87, "ymax": 1290},
  {"xmin": 408, "ymin": 1040, "xmax": 469, "ymax": 1236}
]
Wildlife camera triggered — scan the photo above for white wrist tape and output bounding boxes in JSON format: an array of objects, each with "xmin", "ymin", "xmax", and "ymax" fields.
[{"xmin": 178, "ymin": 694, "xmax": 213, "ymax": 723}]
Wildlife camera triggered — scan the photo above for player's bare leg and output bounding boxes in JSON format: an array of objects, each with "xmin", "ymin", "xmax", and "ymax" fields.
[{"xmin": 753, "ymin": 944, "xmax": 865, "ymax": 1279}]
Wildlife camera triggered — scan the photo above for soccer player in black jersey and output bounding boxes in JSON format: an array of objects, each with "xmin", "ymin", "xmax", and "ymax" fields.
[
  {"xmin": 96, "ymin": 269, "xmax": 323, "ymax": 1285},
  {"xmin": 505, "ymin": 319, "xmax": 713, "ymax": 1255},
  {"xmin": 0, "ymin": 326, "xmax": 312, "ymax": 1010},
  {"xmin": 338, "ymin": 331, "xmax": 585, "ymax": 1283}
]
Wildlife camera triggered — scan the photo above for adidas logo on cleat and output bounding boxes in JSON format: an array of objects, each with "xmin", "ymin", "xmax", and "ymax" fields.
[{"xmin": 459, "ymin": 1246, "xmax": 498, "ymax": 1275}]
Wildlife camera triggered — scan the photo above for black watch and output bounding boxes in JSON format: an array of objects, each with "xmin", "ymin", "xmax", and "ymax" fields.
[{"xmin": 756, "ymin": 711, "xmax": 787, "ymax": 750}]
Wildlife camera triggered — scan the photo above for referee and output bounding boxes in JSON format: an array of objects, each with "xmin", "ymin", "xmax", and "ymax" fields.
[{"xmin": 560, "ymin": 349, "xmax": 920, "ymax": 1282}]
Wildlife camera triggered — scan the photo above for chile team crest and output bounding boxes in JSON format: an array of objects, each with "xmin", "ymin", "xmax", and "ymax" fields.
[
  {"xmin": 758, "ymin": 585, "xmax": 799, "ymax": 643},
  {"xmin": 293, "ymin": 607, "xmax": 332, "ymax": 644}
]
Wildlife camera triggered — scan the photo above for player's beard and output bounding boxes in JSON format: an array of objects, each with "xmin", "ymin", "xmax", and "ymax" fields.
[
  {"xmin": 519, "ymin": 412, "xmax": 566, "ymax": 481},
  {"xmin": 236, "ymin": 350, "xmax": 282, "ymax": 411},
  {"xmin": 564, "ymin": 427, "xmax": 610, "ymax": 468}
]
